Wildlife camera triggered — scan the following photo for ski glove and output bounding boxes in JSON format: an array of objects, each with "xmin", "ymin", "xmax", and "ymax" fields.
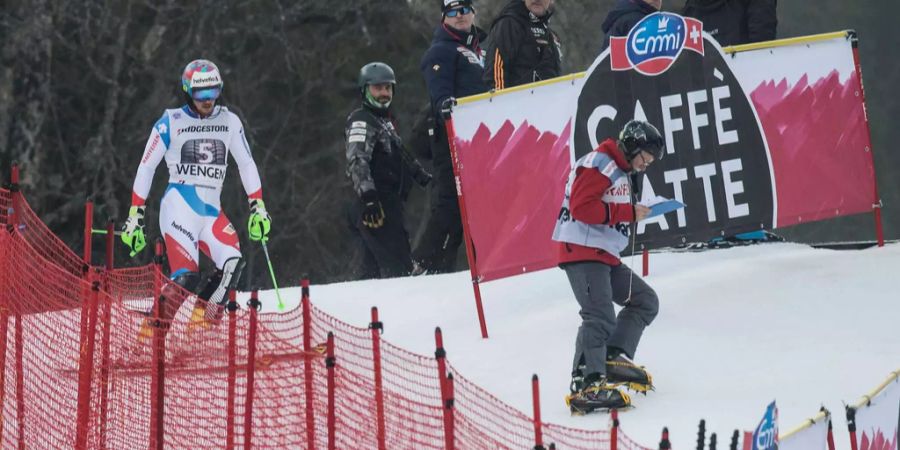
[
  {"xmin": 439, "ymin": 97, "xmax": 457, "ymax": 119},
  {"xmin": 247, "ymin": 199, "xmax": 271, "ymax": 242},
  {"xmin": 413, "ymin": 168, "xmax": 432, "ymax": 187},
  {"xmin": 361, "ymin": 191, "xmax": 384, "ymax": 229},
  {"xmin": 121, "ymin": 205, "xmax": 146, "ymax": 257}
]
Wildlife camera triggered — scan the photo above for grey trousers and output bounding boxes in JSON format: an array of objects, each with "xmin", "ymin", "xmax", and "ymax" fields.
[{"xmin": 564, "ymin": 261, "xmax": 659, "ymax": 378}]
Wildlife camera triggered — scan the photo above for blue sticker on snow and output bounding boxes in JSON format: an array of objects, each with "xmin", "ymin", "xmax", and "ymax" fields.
[{"xmin": 165, "ymin": 183, "xmax": 219, "ymax": 217}]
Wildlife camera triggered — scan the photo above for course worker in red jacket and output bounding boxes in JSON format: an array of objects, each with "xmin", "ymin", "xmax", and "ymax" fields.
[{"xmin": 553, "ymin": 120, "xmax": 665, "ymax": 414}]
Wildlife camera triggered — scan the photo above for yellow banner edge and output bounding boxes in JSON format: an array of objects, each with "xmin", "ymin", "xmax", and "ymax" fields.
[{"xmin": 455, "ymin": 30, "xmax": 853, "ymax": 107}]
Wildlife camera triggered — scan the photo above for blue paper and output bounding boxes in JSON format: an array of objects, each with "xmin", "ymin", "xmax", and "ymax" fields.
[{"xmin": 646, "ymin": 200, "xmax": 685, "ymax": 218}]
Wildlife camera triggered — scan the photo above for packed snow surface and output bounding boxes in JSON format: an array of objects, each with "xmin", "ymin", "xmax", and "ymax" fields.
[{"xmin": 249, "ymin": 242, "xmax": 899, "ymax": 449}]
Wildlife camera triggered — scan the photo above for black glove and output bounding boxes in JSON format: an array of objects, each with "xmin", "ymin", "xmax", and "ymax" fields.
[
  {"xmin": 414, "ymin": 169, "xmax": 433, "ymax": 187},
  {"xmin": 439, "ymin": 97, "xmax": 457, "ymax": 120},
  {"xmin": 360, "ymin": 191, "xmax": 385, "ymax": 229}
]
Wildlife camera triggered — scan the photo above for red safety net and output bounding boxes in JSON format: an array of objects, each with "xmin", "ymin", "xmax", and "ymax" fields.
[{"xmin": 0, "ymin": 186, "xmax": 655, "ymax": 449}]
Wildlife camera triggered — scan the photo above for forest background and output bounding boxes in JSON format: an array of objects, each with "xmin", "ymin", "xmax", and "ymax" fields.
[{"xmin": 2, "ymin": 0, "xmax": 896, "ymax": 285}]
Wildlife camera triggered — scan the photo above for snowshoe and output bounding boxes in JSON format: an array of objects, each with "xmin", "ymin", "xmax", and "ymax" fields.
[
  {"xmin": 606, "ymin": 354, "xmax": 654, "ymax": 393},
  {"xmin": 570, "ymin": 373, "xmax": 585, "ymax": 395},
  {"xmin": 570, "ymin": 363, "xmax": 587, "ymax": 394},
  {"xmin": 565, "ymin": 379, "xmax": 632, "ymax": 415}
]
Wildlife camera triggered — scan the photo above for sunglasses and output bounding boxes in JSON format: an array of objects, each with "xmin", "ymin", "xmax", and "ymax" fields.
[{"xmin": 445, "ymin": 6, "xmax": 474, "ymax": 17}]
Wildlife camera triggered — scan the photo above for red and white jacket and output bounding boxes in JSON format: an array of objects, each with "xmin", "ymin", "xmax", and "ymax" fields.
[{"xmin": 552, "ymin": 138, "xmax": 636, "ymax": 266}]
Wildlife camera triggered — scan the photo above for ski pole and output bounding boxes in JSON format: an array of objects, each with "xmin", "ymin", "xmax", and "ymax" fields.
[
  {"xmin": 91, "ymin": 228, "xmax": 123, "ymax": 236},
  {"xmin": 260, "ymin": 238, "xmax": 285, "ymax": 311}
]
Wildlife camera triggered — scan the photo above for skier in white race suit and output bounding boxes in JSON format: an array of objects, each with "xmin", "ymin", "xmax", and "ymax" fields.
[{"xmin": 121, "ymin": 59, "xmax": 271, "ymax": 337}]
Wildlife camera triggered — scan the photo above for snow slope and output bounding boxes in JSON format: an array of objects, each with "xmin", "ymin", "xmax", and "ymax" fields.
[{"xmin": 248, "ymin": 242, "xmax": 899, "ymax": 449}]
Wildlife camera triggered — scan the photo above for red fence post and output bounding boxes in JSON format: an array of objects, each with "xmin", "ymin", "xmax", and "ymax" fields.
[
  {"xmin": 75, "ymin": 275, "xmax": 101, "ymax": 449},
  {"xmin": 826, "ymin": 418, "xmax": 835, "ymax": 450},
  {"xmin": 849, "ymin": 33, "xmax": 885, "ymax": 247},
  {"xmin": 97, "ymin": 220, "xmax": 114, "ymax": 450},
  {"xmin": 532, "ymin": 374, "xmax": 544, "ymax": 450},
  {"xmin": 7, "ymin": 164, "xmax": 24, "ymax": 449},
  {"xmin": 434, "ymin": 327, "xmax": 454, "ymax": 450},
  {"xmin": 660, "ymin": 427, "xmax": 672, "ymax": 450},
  {"xmin": 0, "ymin": 307, "xmax": 7, "ymax": 443},
  {"xmin": 443, "ymin": 117, "xmax": 489, "ymax": 339},
  {"xmin": 226, "ymin": 290, "xmax": 237, "ymax": 449},
  {"xmin": 846, "ymin": 406, "xmax": 858, "ymax": 450},
  {"xmin": 150, "ymin": 241, "xmax": 165, "ymax": 450},
  {"xmin": 326, "ymin": 332, "xmax": 336, "ymax": 450},
  {"xmin": 14, "ymin": 313, "xmax": 24, "ymax": 450},
  {"xmin": 446, "ymin": 373, "xmax": 456, "ymax": 450},
  {"xmin": 83, "ymin": 201, "xmax": 93, "ymax": 265},
  {"xmin": 244, "ymin": 290, "xmax": 260, "ymax": 450},
  {"xmin": 301, "ymin": 279, "xmax": 317, "ymax": 449},
  {"xmin": 642, "ymin": 247, "xmax": 649, "ymax": 277},
  {"xmin": 75, "ymin": 201, "xmax": 93, "ymax": 441},
  {"xmin": 610, "ymin": 408, "xmax": 619, "ymax": 450},
  {"xmin": 370, "ymin": 307, "xmax": 386, "ymax": 450}
]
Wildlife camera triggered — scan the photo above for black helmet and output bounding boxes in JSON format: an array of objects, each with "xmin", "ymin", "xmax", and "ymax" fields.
[
  {"xmin": 619, "ymin": 120, "xmax": 665, "ymax": 161},
  {"xmin": 358, "ymin": 62, "xmax": 396, "ymax": 89},
  {"xmin": 358, "ymin": 62, "xmax": 396, "ymax": 110}
]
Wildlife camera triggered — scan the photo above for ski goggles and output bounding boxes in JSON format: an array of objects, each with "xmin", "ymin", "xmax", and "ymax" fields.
[
  {"xmin": 192, "ymin": 86, "xmax": 222, "ymax": 101},
  {"xmin": 445, "ymin": 6, "xmax": 474, "ymax": 17}
]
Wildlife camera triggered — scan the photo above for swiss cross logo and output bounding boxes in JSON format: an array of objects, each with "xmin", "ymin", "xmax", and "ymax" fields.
[
  {"xmin": 610, "ymin": 12, "xmax": 705, "ymax": 76},
  {"xmin": 157, "ymin": 123, "xmax": 167, "ymax": 134}
]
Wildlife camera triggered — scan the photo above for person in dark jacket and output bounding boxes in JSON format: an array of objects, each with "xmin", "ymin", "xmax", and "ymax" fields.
[
  {"xmin": 413, "ymin": 0, "xmax": 489, "ymax": 274},
  {"xmin": 600, "ymin": 0, "xmax": 662, "ymax": 51},
  {"xmin": 682, "ymin": 0, "xmax": 777, "ymax": 47},
  {"xmin": 346, "ymin": 62, "xmax": 432, "ymax": 279},
  {"xmin": 483, "ymin": 0, "xmax": 562, "ymax": 90}
]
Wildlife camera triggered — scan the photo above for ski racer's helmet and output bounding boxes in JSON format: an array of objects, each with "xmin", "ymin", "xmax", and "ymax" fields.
[
  {"xmin": 358, "ymin": 62, "xmax": 396, "ymax": 110},
  {"xmin": 181, "ymin": 59, "xmax": 223, "ymax": 101},
  {"xmin": 619, "ymin": 120, "xmax": 665, "ymax": 161}
]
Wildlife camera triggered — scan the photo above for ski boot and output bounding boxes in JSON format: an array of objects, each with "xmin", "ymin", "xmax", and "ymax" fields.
[
  {"xmin": 204, "ymin": 257, "xmax": 245, "ymax": 322},
  {"xmin": 137, "ymin": 317, "xmax": 156, "ymax": 343},
  {"xmin": 135, "ymin": 316, "xmax": 169, "ymax": 347},
  {"xmin": 565, "ymin": 376, "xmax": 632, "ymax": 415},
  {"xmin": 188, "ymin": 302, "xmax": 211, "ymax": 333},
  {"xmin": 606, "ymin": 353, "xmax": 654, "ymax": 393},
  {"xmin": 188, "ymin": 257, "xmax": 246, "ymax": 333}
]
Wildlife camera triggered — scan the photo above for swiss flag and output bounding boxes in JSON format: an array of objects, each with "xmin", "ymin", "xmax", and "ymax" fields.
[
  {"xmin": 684, "ymin": 17, "xmax": 705, "ymax": 55},
  {"xmin": 609, "ymin": 36, "xmax": 631, "ymax": 70}
]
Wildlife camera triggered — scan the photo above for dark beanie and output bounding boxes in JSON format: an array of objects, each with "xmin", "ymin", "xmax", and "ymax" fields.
[{"xmin": 440, "ymin": 0, "xmax": 474, "ymax": 15}]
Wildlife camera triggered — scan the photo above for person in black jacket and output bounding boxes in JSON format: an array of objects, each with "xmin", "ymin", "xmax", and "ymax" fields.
[
  {"xmin": 346, "ymin": 62, "xmax": 432, "ymax": 279},
  {"xmin": 682, "ymin": 0, "xmax": 777, "ymax": 47},
  {"xmin": 600, "ymin": 0, "xmax": 662, "ymax": 51},
  {"xmin": 483, "ymin": 0, "xmax": 562, "ymax": 90},
  {"xmin": 413, "ymin": 0, "xmax": 489, "ymax": 274}
]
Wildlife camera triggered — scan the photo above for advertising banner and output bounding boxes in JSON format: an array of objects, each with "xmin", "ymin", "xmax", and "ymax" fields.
[
  {"xmin": 854, "ymin": 376, "xmax": 899, "ymax": 450},
  {"xmin": 780, "ymin": 412, "xmax": 829, "ymax": 450},
  {"xmin": 450, "ymin": 16, "xmax": 878, "ymax": 282},
  {"xmin": 752, "ymin": 401, "xmax": 780, "ymax": 450}
]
